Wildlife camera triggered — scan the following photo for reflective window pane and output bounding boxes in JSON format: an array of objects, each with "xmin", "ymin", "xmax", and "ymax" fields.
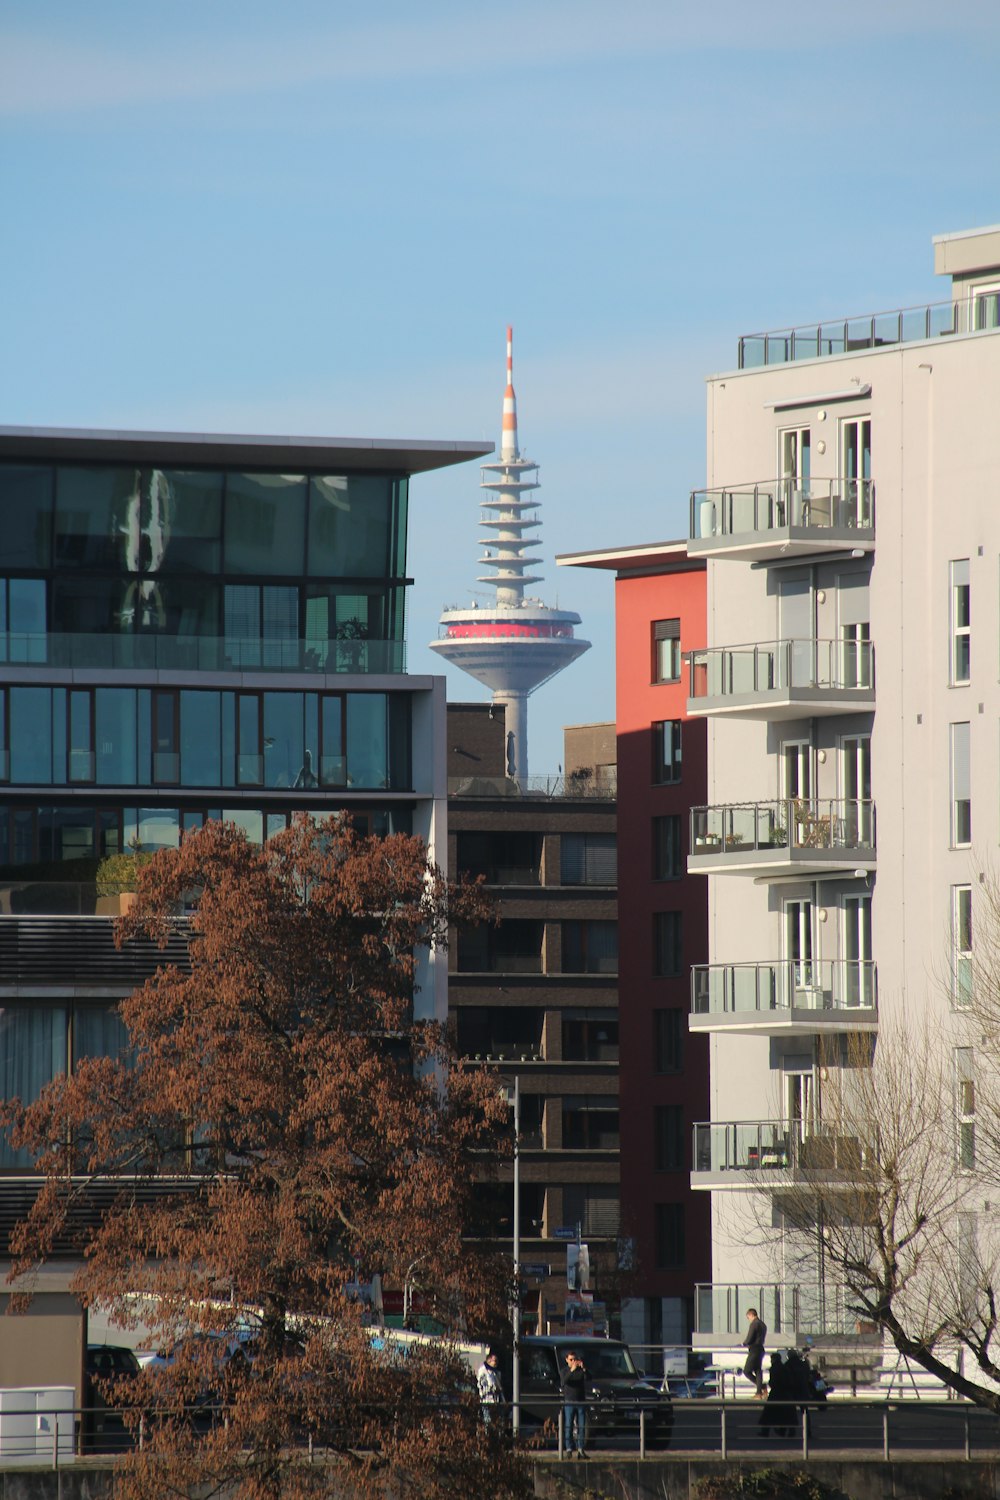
[
  {"xmin": 225, "ymin": 473, "xmax": 307, "ymax": 575},
  {"xmin": 96, "ymin": 689, "xmax": 137, "ymax": 785},
  {"xmin": 180, "ymin": 691, "xmax": 221, "ymax": 787},
  {"xmin": 0, "ymin": 1005, "xmax": 67, "ymax": 1167},
  {"xmin": 0, "ymin": 465, "xmax": 52, "ymax": 568},
  {"xmin": 10, "ymin": 688, "xmax": 52, "ymax": 783},
  {"xmin": 309, "ymin": 476, "xmax": 392, "ymax": 578},
  {"xmin": 223, "ymin": 808, "xmax": 264, "ymax": 845},
  {"xmin": 74, "ymin": 1005, "xmax": 130, "ymax": 1065},
  {"xmin": 263, "ymin": 692, "xmax": 305, "ymax": 788},
  {"xmin": 346, "ymin": 694, "xmax": 387, "ymax": 788},
  {"xmin": 55, "ymin": 467, "xmax": 136, "ymax": 569},
  {"xmin": 153, "ymin": 470, "xmax": 222, "ymax": 574}
]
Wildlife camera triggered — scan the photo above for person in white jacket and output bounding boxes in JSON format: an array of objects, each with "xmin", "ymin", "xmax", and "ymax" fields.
[{"xmin": 476, "ymin": 1349, "xmax": 505, "ymax": 1424}]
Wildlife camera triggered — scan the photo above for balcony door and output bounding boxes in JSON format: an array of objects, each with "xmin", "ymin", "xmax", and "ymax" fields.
[
  {"xmin": 785, "ymin": 1062, "xmax": 815, "ymax": 1149},
  {"xmin": 784, "ymin": 897, "xmax": 815, "ymax": 995},
  {"xmin": 842, "ymin": 895, "xmax": 873, "ymax": 1008},
  {"xmin": 840, "ymin": 734, "xmax": 872, "ymax": 844},
  {"xmin": 841, "ymin": 417, "xmax": 872, "ymax": 525},
  {"xmin": 779, "ymin": 427, "xmax": 811, "ymax": 525},
  {"xmin": 778, "ymin": 578, "xmax": 814, "ymax": 687}
]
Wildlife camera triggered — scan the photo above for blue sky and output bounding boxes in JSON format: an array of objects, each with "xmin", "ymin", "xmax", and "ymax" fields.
[{"xmin": 3, "ymin": 1, "xmax": 1000, "ymax": 769}]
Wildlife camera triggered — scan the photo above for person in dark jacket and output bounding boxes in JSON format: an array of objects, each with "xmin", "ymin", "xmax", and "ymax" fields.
[
  {"xmin": 560, "ymin": 1349, "xmax": 589, "ymax": 1457},
  {"xmin": 743, "ymin": 1307, "xmax": 767, "ymax": 1397}
]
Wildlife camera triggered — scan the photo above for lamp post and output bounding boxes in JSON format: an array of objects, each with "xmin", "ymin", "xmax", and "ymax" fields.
[{"xmin": 503, "ymin": 1074, "xmax": 522, "ymax": 1435}]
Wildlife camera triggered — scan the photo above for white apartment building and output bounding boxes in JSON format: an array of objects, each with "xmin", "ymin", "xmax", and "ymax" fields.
[{"xmin": 683, "ymin": 225, "xmax": 1000, "ymax": 1349}]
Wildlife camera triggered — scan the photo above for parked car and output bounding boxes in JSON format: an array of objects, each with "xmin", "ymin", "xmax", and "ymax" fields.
[
  {"xmin": 501, "ymin": 1336, "xmax": 673, "ymax": 1448},
  {"xmin": 84, "ymin": 1344, "xmax": 140, "ymax": 1448}
]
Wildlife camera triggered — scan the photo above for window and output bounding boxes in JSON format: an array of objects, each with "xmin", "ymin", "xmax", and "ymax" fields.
[
  {"xmin": 652, "ymin": 619, "xmax": 681, "ymax": 684},
  {"xmin": 654, "ymin": 1009, "xmax": 683, "ymax": 1073},
  {"xmin": 455, "ymin": 1008, "xmax": 543, "ymax": 1061},
  {"xmin": 457, "ymin": 831, "xmax": 542, "ymax": 885},
  {"xmin": 841, "ymin": 622, "xmax": 872, "ymax": 689},
  {"xmin": 654, "ymin": 1104, "xmax": 685, "ymax": 1171},
  {"xmin": 953, "ymin": 885, "xmax": 973, "ymax": 1008},
  {"xmin": 653, "ymin": 911, "xmax": 682, "ymax": 977},
  {"xmin": 152, "ymin": 690, "xmax": 179, "ymax": 784},
  {"xmin": 0, "ymin": 577, "xmax": 47, "ymax": 662},
  {"xmin": 561, "ymin": 1010, "xmax": 618, "ymax": 1062},
  {"xmin": 561, "ymin": 833, "xmax": 616, "ymax": 885},
  {"xmin": 67, "ymin": 689, "xmax": 95, "ymax": 784},
  {"xmin": 652, "ymin": 720, "xmax": 682, "ymax": 784},
  {"xmin": 951, "ymin": 560, "xmax": 970, "ymax": 685},
  {"xmin": 562, "ymin": 1096, "xmax": 620, "ymax": 1150},
  {"xmin": 654, "ymin": 1203, "xmax": 685, "ymax": 1269},
  {"xmin": 950, "ymin": 722, "xmax": 971, "ymax": 846},
  {"xmin": 956, "ymin": 1047, "xmax": 976, "ymax": 1171},
  {"xmin": 456, "ymin": 919, "xmax": 544, "ymax": 974},
  {"xmin": 652, "ymin": 815, "xmax": 682, "ymax": 880},
  {"xmin": 563, "ymin": 1185, "xmax": 620, "ymax": 1238},
  {"xmin": 562, "ymin": 921, "xmax": 618, "ymax": 974}
]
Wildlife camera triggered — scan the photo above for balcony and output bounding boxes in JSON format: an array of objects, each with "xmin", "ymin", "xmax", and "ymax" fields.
[
  {"xmin": 0, "ymin": 633, "xmax": 406, "ymax": 675},
  {"xmin": 687, "ymin": 639, "xmax": 874, "ymax": 720},
  {"xmin": 688, "ymin": 478, "xmax": 874, "ymax": 562},
  {"xmin": 693, "ymin": 1283, "xmax": 861, "ymax": 1347},
  {"xmin": 690, "ymin": 961, "xmax": 878, "ymax": 1036},
  {"xmin": 738, "ymin": 292, "xmax": 998, "ymax": 369},
  {"xmin": 691, "ymin": 1119, "xmax": 869, "ymax": 1191},
  {"xmin": 688, "ymin": 798, "xmax": 875, "ymax": 878}
]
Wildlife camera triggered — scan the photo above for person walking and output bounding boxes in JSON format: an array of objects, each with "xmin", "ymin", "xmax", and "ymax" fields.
[
  {"xmin": 476, "ymin": 1349, "xmax": 505, "ymax": 1425},
  {"xmin": 743, "ymin": 1307, "xmax": 768, "ymax": 1397},
  {"xmin": 560, "ymin": 1348, "xmax": 589, "ymax": 1458}
]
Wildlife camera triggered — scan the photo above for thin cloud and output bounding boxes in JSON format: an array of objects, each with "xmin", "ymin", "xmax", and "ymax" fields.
[{"xmin": 3, "ymin": 1, "xmax": 997, "ymax": 118}]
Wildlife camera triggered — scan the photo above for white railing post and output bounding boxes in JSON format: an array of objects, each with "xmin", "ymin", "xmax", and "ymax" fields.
[
  {"xmin": 558, "ymin": 1406, "xmax": 565, "ymax": 1460},
  {"xmin": 720, "ymin": 1404, "xmax": 728, "ymax": 1460},
  {"xmin": 53, "ymin": 1415, "xmax": 59, "ymax": 1470},
  {"xmin": 640, "ymin": 1406, "xmax": 646, "ymax": 1460}
]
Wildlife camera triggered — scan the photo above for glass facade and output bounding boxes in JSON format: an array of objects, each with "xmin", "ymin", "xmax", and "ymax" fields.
[
  {"xmin": 0, "ymin": 687, "xmax": 410, "ymax": 792},
  {"xmin": 0, "ymin": 462, "xmax": 409, "ymax": 659}
]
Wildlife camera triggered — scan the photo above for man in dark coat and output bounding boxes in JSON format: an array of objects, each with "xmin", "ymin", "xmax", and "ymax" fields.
[
  {"xmin": 560, "ymin": 1349, "xmax": 589, "ymax": 1457},
  {"xmin": 743, "ymin": 1307, "xmax": 767, "ymax": 1397}
]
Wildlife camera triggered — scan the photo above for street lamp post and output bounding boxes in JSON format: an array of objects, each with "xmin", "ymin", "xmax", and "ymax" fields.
[{"xmin": 511, "ymin": 1072, "xmax": 521, "ymax": 1435}]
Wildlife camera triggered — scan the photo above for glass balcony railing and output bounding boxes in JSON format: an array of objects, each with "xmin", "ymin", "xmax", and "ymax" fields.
[
  {"xmin": 691, "ymin": 960, "xmax": 878, "ymax": 1019},
  {"xmin": 0, "ymin": 634, "xmax": 406, "ymax": 674},
  {"xmin": 688, "ymin": 639, "xmax": 873, "ymax": 703},
  {"xmin": 690, "ymin": 477, "xmax": 873, "ymax": 542},
  {"xmin": 448, "ymin": 772, "xmax": 617, "ymax": 800},
  {"xmin": 693, "ymin": 1119, "xmax": 868, "ymax": 1177},
  {"xmin": 690, "ymin": 799, "xmax": 875, "ymax": 858},
  {"xmin": 695, "ymin": 1282, "xmax": 857, "ymax": 1338},
  {"xmin": 738, "ymin": 293, "xmax": 1000, "ymax": 368}
]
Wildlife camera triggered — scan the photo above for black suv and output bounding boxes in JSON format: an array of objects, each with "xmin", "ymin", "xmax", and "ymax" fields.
[
  {"xmin": 84, "ymin": 1344, "xmax": 140, "ymax": 1448},
  {"xmin": 503, "ymin": 1336, "xmax": 672, "ymax": 1449}
]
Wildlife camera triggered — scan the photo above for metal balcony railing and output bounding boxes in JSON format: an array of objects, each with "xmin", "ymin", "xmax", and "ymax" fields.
[
  {"xmin": 693, "ymin": 1119, "xmax": 868, "ymax": 1177},
  {"xmin": 690, "ymin": 798, "xmax": 875, "ymax": 856},
  {"xmin": 738, "ymin": 292, "xmax": 1000, "ymax": 368},
  {"xmin": 690, "ymin": 477, "xmax": 874, "ymax": 541},
  {"xmin": 694, "ymin": 1282, "xmax": 855, "ymax": 1337},
  {"xmin": 448, "ymin": 772, "xmax": 617, "ymax": 800},
  {"xmin": 688, "ymin": 639, "xmax": 873, "ymax": 701},
  {"xmin": 691, "ymin": 960, "xmax": 878, "ymax": 1018}
]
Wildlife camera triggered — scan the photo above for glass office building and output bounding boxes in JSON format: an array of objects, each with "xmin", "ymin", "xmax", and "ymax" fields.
[{"xmin": 0, "ymin": 425, "xmax": 490, "ymax": 1180}]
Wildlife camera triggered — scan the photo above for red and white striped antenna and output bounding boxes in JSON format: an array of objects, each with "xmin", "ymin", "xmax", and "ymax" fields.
[{"xmin": 501, "ymin": 324, "xmax": 519, "ymax": 463}]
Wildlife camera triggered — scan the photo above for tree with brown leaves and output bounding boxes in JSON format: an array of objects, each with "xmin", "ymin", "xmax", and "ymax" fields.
[{"xmin": 4, "ymin": 816, "xmax": 530, "ymax": 1499}]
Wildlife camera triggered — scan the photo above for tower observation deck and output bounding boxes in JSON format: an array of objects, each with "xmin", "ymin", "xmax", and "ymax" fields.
[{"xmin": 430, "ymin": 328, "xmax": 590, "ymax": 777}]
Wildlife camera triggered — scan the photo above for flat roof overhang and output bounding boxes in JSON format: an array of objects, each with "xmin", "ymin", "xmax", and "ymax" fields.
[{"xmin": 0, "ymin": 425, "xmax": 493, "ymax": 475}]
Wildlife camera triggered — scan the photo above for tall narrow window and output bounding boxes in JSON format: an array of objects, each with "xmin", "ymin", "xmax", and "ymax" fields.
[
  {"xmin": 652, "ymin": 619, "xmax": 681, "ymax": 684},
  {"xmin": 150, "ymin": 691, "xmax": 179, "ymax": 785},
  {"xmin": 652, "ymin": 720, "xmax": 682, "ymax": 784},
  {"xmin": 654, "ymin": 1104, "xmax": 685, "ymax": 1171},
  {"xmin": 956, "ymin": 1048, "xmax": 976, "ymax": 1170},
  {"xmin": 953, "ymin": 885, "xmax": 973, "ymax": 1008},
  {"xmin": 237, "ymin": 694, "xmax": 262, "ymax": 786},
  {"xmin": 653, "ymin": 1009, "xmax": 683, "ymax": 1074},
  {"xmin": 653, "ymin": 911, "xmax": 682, "ymax": 977},
  {"xmin": 951, "ymin": 560, "xmax": 971, "ymax": 685},
  {"xmin": 654, "ymin": 1203, "xmax": 685, "ymax": 1269},
  {"xmin": 68, "ymin": 689, "xmax": 94, "ymax": 784},
  {"xmin": 950, "ymin": 722, "xmax": 971, "ymax": 846},
  {"xmin": 652, "ymin": 815, "xmax": 682, "ymax": 880},
  {"xmin": 843, "ymin": 894, "xmax": 873, "ymax": 1008}
]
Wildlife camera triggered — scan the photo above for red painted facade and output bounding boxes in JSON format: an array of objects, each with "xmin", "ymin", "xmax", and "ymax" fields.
[{"xmin": 614, "ymin": 559, "xmax": 710, "ymax": 1333}]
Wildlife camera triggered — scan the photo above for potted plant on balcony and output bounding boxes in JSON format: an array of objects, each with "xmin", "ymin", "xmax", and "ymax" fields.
[{"xmin": 95, "ymin": 846, "xmax": 154, "ymax": 917}]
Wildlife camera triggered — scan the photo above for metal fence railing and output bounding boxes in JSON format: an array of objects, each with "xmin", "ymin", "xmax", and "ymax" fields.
[
  {"xmin": 690, "ymin": 477, "xmax": 874, "ymax": 541},
  {"xmin": 738, "ymin": 293, "xmax": 1000, "ymax": 368},
  {"xmin": 691, "ymin": 960, "xmax": 878, "ymax": 1018},
  {"xmin": 688, "ymin": 638, "xmax": 874, "ymax": 702},
  {"xmin": 7, "ymin": 1396, "xmax": 1000, "ymax": 1465}
]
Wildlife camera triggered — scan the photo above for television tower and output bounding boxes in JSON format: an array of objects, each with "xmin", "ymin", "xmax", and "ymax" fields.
[{"xmin": 430, "ymin": 327, "xmax": 589, "ymax": 778}]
